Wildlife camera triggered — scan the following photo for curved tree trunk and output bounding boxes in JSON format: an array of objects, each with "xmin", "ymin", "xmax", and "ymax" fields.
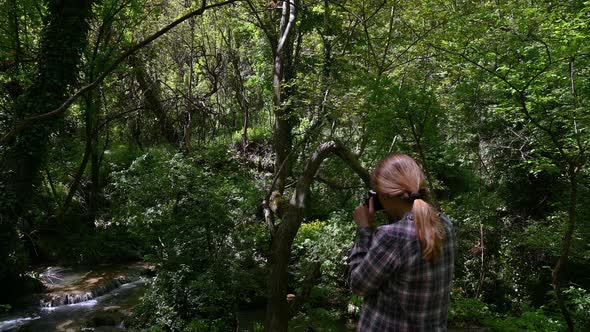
[{"xmin": 265, "ymin": 140, "xmax": 371, "ymax": 331}]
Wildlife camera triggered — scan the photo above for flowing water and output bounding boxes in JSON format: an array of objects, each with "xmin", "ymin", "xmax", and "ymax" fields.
[
  {"xmin": 1, "ymin": 280, "xmax": 145, "ymax": 331},
  {"xmin": 0, "ymin": 265, "xmax": 149, "ymax": 332}
]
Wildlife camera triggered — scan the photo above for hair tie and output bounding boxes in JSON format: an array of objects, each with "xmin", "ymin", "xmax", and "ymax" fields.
[{"xmin": 409, "ymin": 192, "xmax": 422, "ymax": 203}]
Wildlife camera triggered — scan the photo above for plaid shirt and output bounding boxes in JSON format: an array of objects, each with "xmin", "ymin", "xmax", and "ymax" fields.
[{"xmin": 348, "ymin": 213, "xmax": 456, "ymax": 331}]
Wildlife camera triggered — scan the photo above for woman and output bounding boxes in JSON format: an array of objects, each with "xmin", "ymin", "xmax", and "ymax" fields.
[{"xmin": 348, "ymin": 154, "xmax": 456, "ymax": 331}]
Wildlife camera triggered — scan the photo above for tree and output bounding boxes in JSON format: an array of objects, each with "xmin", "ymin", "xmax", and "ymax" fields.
[
  {"xmin": 265, "ymin": 140, "xmax": 370, "ymax": 331},
  {"xmin": 428, "ymin": 1, "xmax": 589, "ymax": 329},
  {"xmin": 0, "ymin": 0, "xmax": 94, "ymax": 302}
]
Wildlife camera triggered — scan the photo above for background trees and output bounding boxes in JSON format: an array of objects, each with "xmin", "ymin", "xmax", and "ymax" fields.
[{"xmin": 0, "ymin": 0, "xmax": 588, "ymax": 331}]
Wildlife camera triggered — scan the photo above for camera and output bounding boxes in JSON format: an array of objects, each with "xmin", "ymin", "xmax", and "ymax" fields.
[{"xmin": 364, "ymin": 190, "xmax": 384, "ymax": 211}]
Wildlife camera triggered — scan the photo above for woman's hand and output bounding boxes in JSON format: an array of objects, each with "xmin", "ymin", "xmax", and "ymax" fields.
[{"xmin": 353, "ymin": 196, "xmax": 375, "ymax": 228}]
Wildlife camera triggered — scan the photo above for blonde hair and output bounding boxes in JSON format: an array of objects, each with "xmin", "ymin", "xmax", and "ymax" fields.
[{"xmin": 372, "ymin": 154, "xmax": 445, "ymax": 261}]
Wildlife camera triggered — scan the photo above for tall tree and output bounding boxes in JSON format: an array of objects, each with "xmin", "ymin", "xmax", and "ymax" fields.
[{"xmin": 0, "ymin": 0, "xmax": 94, "ymax": 302}]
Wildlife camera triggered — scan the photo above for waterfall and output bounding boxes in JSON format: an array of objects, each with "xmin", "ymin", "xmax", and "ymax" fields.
[{"xmin": 40, "ymin": 276, "xmax": 134, "ymax": 308}]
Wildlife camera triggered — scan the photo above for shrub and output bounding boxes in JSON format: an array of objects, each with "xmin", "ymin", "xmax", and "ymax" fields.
[
  {"xmin": 563, "ymin": 286, "xmax": 590, "ymax": 331},
  {"xmin": 448, "ymin": 297, "xmax": 494, "ymax": 327},
  {"xmin": 109, "ymin": 147, "xmax": 263, "ymax": 330},
  {"xmin": 292, "ymin": 212, "xmax": 356, "ymax": 289},
  {"xmin": 484, "ymin": 307, "xmax": 563, "ymax": 332}
]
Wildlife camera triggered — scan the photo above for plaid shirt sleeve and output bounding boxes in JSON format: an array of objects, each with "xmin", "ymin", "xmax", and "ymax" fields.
[{"xmin": 347, "ymin": 226, "xmax": 406, "ymax": 297}]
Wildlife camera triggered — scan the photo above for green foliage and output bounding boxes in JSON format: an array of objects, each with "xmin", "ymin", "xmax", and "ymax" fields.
[
  {"xmin": 293, "ymin": 212, "xmax": 356, "ymax": 288},
  {"xmin": 232, "ymin": 126, "xmax": 272, "ymax": 144},
  {"xmin": 231, "ymin": 221, "xmax": 270, "ymax": 305},
  {"xmin": 290, "ymin": 307, "xmax": 348, "ymax": 332},
  {"xmin": 450, "ymin": 297, "xmax": 564, "ymax": 331},
  {"xmin": 545, "ymin": 287, "xmax": 590, "ymax": 331},
  {"xmin": 448, "ymin": 297, "xmax": 494, "ymax": 327},
  {"xmin": 563, "ymin": 287, "xmax": 590, "ymax": 331},
  {"xmin": 252, "ymin": 321, "xmax": 264, "ymax": 332},
  {"xmin": 484, "ymin": 308, "xmax": 564, "ymax": 332},
  {"xmin": 109, "ymin": 147, "xmax": 264, "ymax": 330},
  {"xmin": 135, "ymin": 262, "xmax": 237, "ymax": 331},
  {"xmin": 288, "ymin": 213, "xmax": 357, "ymax": 330}
]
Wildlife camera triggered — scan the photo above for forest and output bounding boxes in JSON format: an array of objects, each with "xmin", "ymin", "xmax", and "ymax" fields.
[{"xmin": 0, "ymin": 0, "xmax": 589, "ymax": 331}]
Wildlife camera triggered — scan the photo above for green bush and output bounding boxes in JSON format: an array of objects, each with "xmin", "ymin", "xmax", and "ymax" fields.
[
  {"xmin": 543, "ymin": 286, "xmax": 590, "ymax": 331},
  {"xmin": 290, "ymin": 307, "xmax": 346, "ymax": 332},
  {"xmin": 232, "ymin": 126, "xmax": 272, "ymax": 144},
  {"xmin": 448, "ymin": 297, "xmax": 494, "ymax": 327},
  {"xmin": 563, "ymin": 286, "xmax": 590, "ymax": 331},
  {"xmin": 109, "ymin": 147, "xmax": 264, "ymax": 330},
  {"xmin": 288, "ymin": 213, "xmax": 357, "ymax": 329},
  {"xmin": 292, "ymin": 212, "xmax": 355, "ymax": 287},
  {"xmin": 135, "ymin": 263, "xmax": 237, "ymax": 331},
  {"xmin": 450, "ymin": 297, "xmax": 564, "ymax": 331},
  {"xmin": 484, "ymin": 307, "xmax": 564, "ymax": 332}
]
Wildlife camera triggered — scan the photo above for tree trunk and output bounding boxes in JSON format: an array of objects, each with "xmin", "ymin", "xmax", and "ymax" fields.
[
  {"xmin": 552, "ymin": 164, "xmax": 578, "ymax": 332},
  {"xmin": 265, "ymin": 141, "xmax": 371, "ymax": 331},
  {"xmin": 130, "ymin": 55, "xmax": 178, "ymax": 146},
  {"xmin": 227, "ymin": 40, "xmax": 249, "ymax": 149},
  {"xmin": 183, "ymin": 0, "xmax": 195, "ymax": 153},
  {"xmin": 407, "ymin": 111, "xmax": 436, "ymax": 203},
  {"xmin": 9, "ymin": 0, "xmax": 21, "ymax": 68},
  {"xmin": 0, "ymin": 0, "xmax": 94, "ymax": 301},
  {"xmin": 270, "ymin": 0, "xmax": 297, "ymax": 214},
  {"xmin": 550, "ymin": 57, "xmax": 584, "ymax": 332},
  {"xmin": 85, "ymin": 86, "xmax": 101, "ymax": 223}
]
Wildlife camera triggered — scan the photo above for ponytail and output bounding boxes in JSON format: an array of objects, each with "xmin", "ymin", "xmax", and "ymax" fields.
[{"xmin": 412, "ymin": 199, "xmax": 445, "ymax": 261}]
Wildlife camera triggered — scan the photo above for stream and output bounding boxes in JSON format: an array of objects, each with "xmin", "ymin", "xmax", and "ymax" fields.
[
  {"xmin": 0, "ymin": 264, "xmax": 148, "ymax": 332},
  {"xmin": 0, "ymin": 280, "xmax": 146, "ymax": 331}
]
